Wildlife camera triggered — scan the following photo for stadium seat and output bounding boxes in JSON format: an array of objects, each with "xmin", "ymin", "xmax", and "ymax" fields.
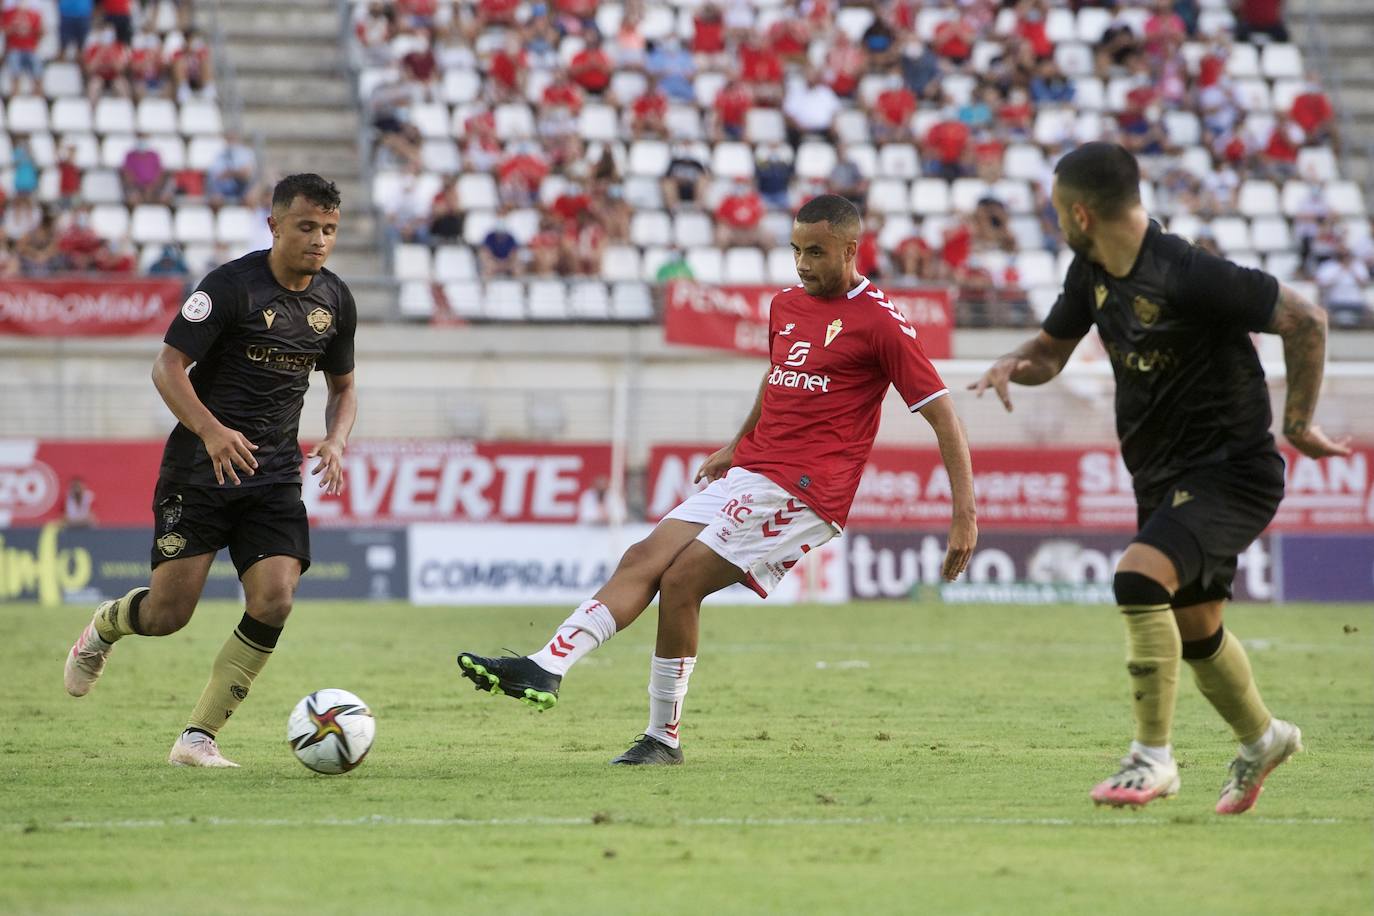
[
  {"xmin": 1003, "ymin": 143, "xmax": 1047, "ymax": 182},
  {"xmin": 173, "ymin": 205, "xmax": 216, "ymax": 244},
  {"xmin": 50, "ymin": 98, "xmax": 92, "ymax": 134},
  {"xmin": 443, "ymin": 281, "xmax": 484, "ymax": 320},
  {"xmin": 1197, "ymin": 8, "xmax": 1236, "ymax": 35},
  {"xmin": 1226, "ymin": 43, "xmax": 1261, "ymax": 79},
  {"xmin": 623, "ymin": 175, "xmax": 664, "ymax": 210},
  {"xmin": 867, "ymin": 178, "xmax": 910, "ymax": 215},
  {"xmin": 1323, "ymin": 181, "xmax": 1366, "ymax": 217},
  {"xmin": 527, "ymin": 280, "xmax": 570, "ymax": 320},
  {"xmin": 398, "ymin": 281, "xmax": 435, "ymax": 318},
  {"xmin": 433, "ymin": 245, "xmax": 477, "ymax": 282},
  {"xmin": 495, "ymin": 103, "xmax": 536, "ymax": 139},
  {"xmin": 745, "ymin": 108, "xmax": 787, "ymax": 145},
  {"xmin": 1010, "ymin": 215, "xmax": 1045, "ymax": 251},
  {"xmin": 1033, "ymin": 108, "xmax": 1076, "ymax": 146},
  {"xmin": 442, "ymin": 68, "xmax": 482, "ymax": 104},
  {"xmin": 767, "ymin": 247, "xmax": 797, "ymax": 286},
  {"xmin": 178, "ymin": 100, "xmax": 223, "ymax": 135},
  {"xmin": 724, "ymin": 247, "xmax": 766, "ymax": 284},
  {"xmin": 99, "ymin": 134, "xmax": 136, "ymax": 168},
  {"xmin": 1076, "ymin": 7, "xmax": 1112, "ymax": 42},
  {"xmin": 457, "ymin": 172, "xmax": 498, "ymax": 210},
  {"xmin": 693, "ymin": 71, "xmax": 728, "ymax": 107},
  {"xmin": 609, "ymin": 70, "xmax": 648, "ymax": 103},
  {"xmin": 640, "ymin": 246, "xmax": 672, "ymax": 282},
  {"xmin": 484, "ymin": 280, "xmax": 526, "ymax": 320},
  {"xmin": 1015, "ymin": 251, "xmax": 1058, "ymax": 288},
  {"xmin": 1054, "ymin": 42, "xmax": 1093, "ymax": 78},
  {"xmin": 568, "ymin": 281, "xmax": 611, "ymax": 319},
  {"xmin": 911, "ymin": 178, "xmax": 950, "ymax": 215},
  {"xmin": 665, "ymin": 105, "xmax": 702, "ymax": 140},
  {"xmin": 149, "ymin": 135, "xmax": 186, "ymax": 170},
  {"xmin": 1270, "ymin": 78, "xmax": 1304, "ymax": 113},
  {"xmin": 1210, "ymin": 217, "xmax": 1251, "ymax": 253},
  {"xmin": 80, "ymin": 169, "xmax": 123, "ymax": 204},
  {"xmin": 421, "ymin": 139, "xmax": 461, "ymax": 173},
  {"xmin": 951, "ymin": 178, "xmax": 990, "ymax": 214},
  {"xmin": 1264, "ymin": 252, "xmax": 1301, "ymax": 281},
  {"xmin": 674, "ymin": 211, "xmax": 714, "ymax": 247},
  {"xmin": 187, "ymin": 135, "xmax": 224, "ymax": 170},
  {"xmin": 462, "ymin": 209, "xmax": 497, "ymax": 246},
  {"xmin": 1296, "ymin": 147, "xmax": 1337, "ymax": 183},
  {"xmin": 393, "ymin": 243, "xmax": 432, "ymax": 281},
  {"xmin": 877, "ymin": 215, "xmax": 916, "ymax": 251},
  {"xmin": 711, "ymin": 142, "xmax": 754, "ymax": 179},
  {"xmin": 795, "ymin": 142, "xmax": 837, "ymax": 179},
  {"xmin": 579, "ymin": 104, "xmax": 620, "ymax": 142},
  {"xmin": 1234, "ymin": 79, "xmax": 1272, "ymax": 112},
  {"xmin": 1072, "ymin": 77, "xmax": 1105, "ymax": 111},
  {"xmin": 1046, "ymin": 7, "xmax": 1076, "ymax": 42},
  {"xmin": 685, "ymin": 246, "xmax": 723, "ymax": 284},
  {"xmin": 216, "ymin": 206, "xmax": 255, "ymax": 243},
  {"xmin": 41, "ymin": 62, "xmax": 83, "ymax": 97},
  {"xmin": 1178, "ymin": 144, "xmax": 1212, "ymax": 178},
  {"xmin": 630, "ymin": 211, "xmax": 673, "ymax": 248},
  {"xmin": 1168, "ymin": 214, "xmax": 1202, "ymax": 242},
  {"xmin": 7, "ymin": 96, "xmax": 49, "ymax": 134},
  {"xmin": 1260, "ymin": 43, "xmax": 1304, "ymax": 80},
  {"xmin": 411, "ymin": 102, "xmax": 451, "ymax": 139},
  {"xmin": 628, "ymin": 139, "xmax": 670, "ymax": 177},
  {"xmin": 836, "ymin": 6, "xmax": 874, "ymax": 40},
  {"xmin": 90, "ymin": 204, "xmax": 130, "ymax": 240},
  {"xmin": 915, "ymin": 8, "xmax": 956, "ymax": 41},
  {"xmin": 600, "ymin": 245, "xmax": 642, "ymax": 283},
  {"xmin": 1027, "ymin": 285, "xmax": 1060, "ymax": 321},
  {"xmin": 878, "ymin": 144, "xmax": 920, "ymax": 180},
  {"xmin": 136, "ymin": 98, "xmax": 178, "ymax": 134},
  {"xmin": 833, "ymin": 110, "xmax": 870, "ymax": 145},
  {"xmin": 1250, "ymin": 216, "xmax": 1292, "ymax": 253},
  {"xmin": 1237, "ymin": 180, "xmax": 1281, "ymax": 216},
  {"xmin": 610, "ymin": 282, "xmax": 655, "ymax": 321}
]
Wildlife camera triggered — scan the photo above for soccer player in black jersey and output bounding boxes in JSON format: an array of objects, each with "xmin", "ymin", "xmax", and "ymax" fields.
[
  {"xmin": 972, "ymin": 143, "xmax": 1350, "ymax": 814},
  {"xmin": 64, "ymin": 174, "xmax": 359, "ymax": 768}
]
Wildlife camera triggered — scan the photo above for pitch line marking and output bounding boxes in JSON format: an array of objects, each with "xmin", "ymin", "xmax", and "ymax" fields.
[{"xmin": 2, "ymin": 814, "xmax": 1353, "ymax": 833}]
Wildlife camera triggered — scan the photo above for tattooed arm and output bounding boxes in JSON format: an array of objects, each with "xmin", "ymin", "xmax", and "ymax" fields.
[{"xmin": 1267, "ymin": 283, "xmax": 1352, "ymax": 459}]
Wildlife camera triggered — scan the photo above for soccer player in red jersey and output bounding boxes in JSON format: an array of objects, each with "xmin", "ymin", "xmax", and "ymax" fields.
[{"xmin": 457, "ymin": 195, "xmax": 978, "ymax": 765}]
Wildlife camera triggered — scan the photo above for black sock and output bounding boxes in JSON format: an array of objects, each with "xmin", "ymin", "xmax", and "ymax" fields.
[
  {"xmin": 236, "ymin": 612, "xmax": 283, "ymax": 650},
  {"xmin": 128, "ymin": 589, "xmax": 148, "ymax": 636},
  {"xmin": 1181, "ymin": 626, "xmax": 1226, "ymax": 661}
]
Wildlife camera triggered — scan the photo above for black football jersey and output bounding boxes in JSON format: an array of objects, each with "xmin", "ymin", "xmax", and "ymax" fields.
[
  {"xmin": 159, "ymin": 250, "xmax": 357, "ymax": 487},
  {"xmin": 1043, "ymin": 222, "xmax": 1280, "ymax": 498}
]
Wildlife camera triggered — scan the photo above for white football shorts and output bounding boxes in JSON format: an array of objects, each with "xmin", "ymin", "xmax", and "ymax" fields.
[{"xmin": 664, "ymin": 467, "xmax": 838, "ymax": 598}]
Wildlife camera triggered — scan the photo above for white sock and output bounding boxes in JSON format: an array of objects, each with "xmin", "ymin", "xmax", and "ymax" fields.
[
  {"xmin": 527, "ymin": 600, "xmax": 618, "ymax": 676},
  {"xmin": 644, "ymin": 655, "xmax": 696, "ymax": 749},
  {"xmin": 1240, "ymin": 720, "xmax": 1276, "ymax": 759},
  {"xmin": 1130, "ymin": 740, "xmax": 1173, "ymax": 766}
]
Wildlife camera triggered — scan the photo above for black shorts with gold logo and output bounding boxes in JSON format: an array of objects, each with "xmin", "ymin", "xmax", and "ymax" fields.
[
  {"xmin": 151, "ymin": 479, "xmax": 311, "ymax": 578},
  {"xmin": 1132, "ymin": 451, "xmax": 1284, "ymax": 606}
]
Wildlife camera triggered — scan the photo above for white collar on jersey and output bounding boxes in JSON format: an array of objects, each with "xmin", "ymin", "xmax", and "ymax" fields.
[{"xmin": 846, "ymin": 277, "xmax": 871, "ymax": 299}]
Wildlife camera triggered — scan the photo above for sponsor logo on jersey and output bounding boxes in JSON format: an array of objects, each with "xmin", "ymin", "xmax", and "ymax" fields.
[
  {"xmin": 825, "ymin": 318, "xmax": 843, "ymax": 347},
  {"xmin": 779, "ymin": 322, "xmax": 795, "ymax": 336},
  {"xmin": 307, "ymin": 307, "xmax": 333, "ymax": 334},
  {"xmin": 768, "ymin": 365, "xmax": 831, "ymax": 392},
  {"xmin": 180, "ymin": 290, "xmax": 212, "ymax": 323},
  {"xmin": 1105, "ymin": 342, "xmax": 1177, "ymax": 374},
  {"xmin": 262, "ymin": 308, "xmax": 277, "ymax": 329},
  {"xmin": 245, "ymin": 345, "xmax": 319, "ymax": 373},
  {"xmin": 156, "ymin": 532, "xmax": 187, "ymax": 558},
  {"xmin": 1132, "ymin": 296, "xmax": 1161, "ymax": 327},
  {"xmin": 1095, "ymin": 284, "xmax": 1108, "ymax": 309},
  {"xmin": 784, "ymin": 340, "xmax": 812, "ymax": 367}
]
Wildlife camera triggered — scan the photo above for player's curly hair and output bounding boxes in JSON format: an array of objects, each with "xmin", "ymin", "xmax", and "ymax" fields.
[
  {"xmin": 272, "ymin": 173, "xmax": 342, "ymax": 213},
  {"xmin": 795, "ymin": 193, "xmax": 861, "ymax": 236},
  {"xmin": 1054, "ymin": 142, "xmax": 1141, "ymax": 219}
]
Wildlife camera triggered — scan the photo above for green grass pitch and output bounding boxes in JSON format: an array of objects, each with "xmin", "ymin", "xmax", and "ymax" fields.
[{"xmin": 3, "ymin": 599, "xmax": 1370, "ymax": 915}]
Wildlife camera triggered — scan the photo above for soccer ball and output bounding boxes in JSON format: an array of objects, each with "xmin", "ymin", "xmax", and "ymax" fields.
[{"xmin": 287, "ymin": 688, "xmax": 375, "ymax": 775}]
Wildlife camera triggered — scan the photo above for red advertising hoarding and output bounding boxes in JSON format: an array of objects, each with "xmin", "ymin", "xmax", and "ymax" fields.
[
  {"xmin": 0, "ymin": 278, "xmax": 184, "ymax": 336},
  {"xmin": 0, "ymin": 439, "xmax": 611, "ymax": 527},
  {"xmin": 662, "ymin": 280, "xmax": 952, "ymax": 359},
  {"xmin": 645, "ymin": 444, "xmax": 1374, "ymax": 532}
]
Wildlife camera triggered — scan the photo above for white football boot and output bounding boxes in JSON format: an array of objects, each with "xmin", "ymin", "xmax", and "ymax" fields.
[
  {"xmin": 64, "ymin": 616, "xmax": 114, "ymax": 698},
  {"xmin": 1215, "ymin": 719, "xmax": 1303, "ymax": 815},
  {"xmin": 1091, "ymin": 751, "xmax": 1181, "ymax": 808},
  {"xmin": 168, "ymin": 731, "xmax": 240, "ymax": 768}
]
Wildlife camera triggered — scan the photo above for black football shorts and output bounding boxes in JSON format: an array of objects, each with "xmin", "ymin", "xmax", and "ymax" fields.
[
  {"xmin": 150, "ymin": 479, "xmax": 312, "ymax": 577},
  {"xmin": 1133, "ymin": 451, "xmax": 1284, "ymax": 606}
]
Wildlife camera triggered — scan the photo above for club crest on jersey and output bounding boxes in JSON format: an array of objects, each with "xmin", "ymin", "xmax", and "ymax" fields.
[
  {"xmin": 181, "ymin": 290, "xmax": 212, "ymax": 322},
  {"xmin": 156, "ymin": 532, "xmax": 187, "ymax": 558},
  {"xmin": 1132, "ymin": 296, "xmax": 1161, "ymax": 327},
  {"xmin": 825, "ymin": 319, "xmax": 843, "ymax": 347},
  {"xmin": 307, "ymin": 307, "xmax": 333, "ymax": 334},
  {"xmin": 1094, "ymin": 284, "xmax": 1108, "ymax": 310},
  {"xmin": 779, "ymin": 322, "xmax": 795, "ymax": 336},
  {"xmin": 262, "ymin": 308, "xmax": 277, "ymax": 329}
]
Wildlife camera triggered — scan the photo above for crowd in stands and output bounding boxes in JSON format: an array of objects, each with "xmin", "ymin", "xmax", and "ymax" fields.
[
  {"xmin": 0, "ymin": 0, "xmax": 260, "ymax": 279},
  {"xmin": 356, "ymin": 0, "xmax": 1371, "ymax": 326}
]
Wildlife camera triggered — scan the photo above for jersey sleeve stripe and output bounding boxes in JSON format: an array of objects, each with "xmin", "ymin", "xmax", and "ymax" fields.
[{"xmin": 908, "ymin": 388, "xmax": 950, "ymax": 412}]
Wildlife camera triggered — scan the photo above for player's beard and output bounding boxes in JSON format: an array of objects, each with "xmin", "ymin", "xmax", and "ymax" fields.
[{"xmin": 1063, "ymin": 224, "xmax": 1094, "ymax": 259}]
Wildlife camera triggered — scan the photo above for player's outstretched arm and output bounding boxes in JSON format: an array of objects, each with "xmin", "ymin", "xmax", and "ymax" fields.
[
  {"xmin": 967, "ymin": 331, "xmax": 1081, "ymax": 412},
  {"xmin": 151, "ymin": 344, "xmax": 258, "ymax": 486},
  {"xmin": 919, "ymin": 395, "xmax": 977, "ymax": 581},
  {"xmin": 309, "ymin": 370, "xmax": 357, "ymax": 495},
  {"xmin": 1267, "ymin": 284, "xmax": 1352, "ymax": 459},
  {"xmin": 695, "ymin": 367, "xmax": 768, "ymax": 484}
]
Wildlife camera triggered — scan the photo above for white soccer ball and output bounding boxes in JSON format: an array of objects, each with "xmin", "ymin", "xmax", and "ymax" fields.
[{"xmin": 287, "ymin": 688, "xmax": 376, "ymax": 775}]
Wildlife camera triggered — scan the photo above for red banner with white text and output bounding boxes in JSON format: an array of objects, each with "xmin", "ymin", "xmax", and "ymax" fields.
[
  {"xmin": 644, "ymin": 444, "xmax": 1374, "ymax": 532},
  {"xmin": 0, "ymin": 278, "xmax": 184, "ymax": 336},
  {"xmin": 0, "ymin": 439, "xmax": 612, "ymax": 527},
  {"xmin": 662, "ymin": 281, "xmax": 952, "ymax": 359}
]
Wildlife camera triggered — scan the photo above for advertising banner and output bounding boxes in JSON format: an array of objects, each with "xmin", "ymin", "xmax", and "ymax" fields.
[
  {"xmin": 0, "ymin": 439, "xmax": 613, "ymax": 528},
  {"xmin": 645, "ymin": 444, "xmax": 1374, "ymax": 533},
  {"xmin": 1279, "ymin": 534, "xmax": 1374, "ymax": 602},
  {"xmin": 406, "ymin": 522, "xmax": 847, "ymax": 606},
  {"xmin": 662, "ymin": 281, "xmax": 952, "ymax": 359},
  {"xmin": 0, "ymin": 278, "xmax": 184, "ymax": 336},
  {"xmin": 0, "ymin": 524, "xmax": 408, "ymax": 606},
  {"xmin": 846, "ymin": 529, "xmax": 1277, "ymax": 604}
]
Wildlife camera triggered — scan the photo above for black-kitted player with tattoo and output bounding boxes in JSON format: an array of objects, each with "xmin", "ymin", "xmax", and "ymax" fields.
[
  {"xmin": 63, "ymin": 174, "xmax": 358, "ymax": 768},
  {"xmin": 972, "ymin": 143, "xmax": 1350, "ymax": 814}
]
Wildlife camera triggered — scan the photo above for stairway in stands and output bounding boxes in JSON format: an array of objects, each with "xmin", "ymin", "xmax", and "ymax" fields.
[
  {"xmin": 1295, "ymin": 0, "xmax": 1374, "ymax": 205},
  {"xmin": 213, "ymin": 0, "xmax": 392, "ymax": 316}
]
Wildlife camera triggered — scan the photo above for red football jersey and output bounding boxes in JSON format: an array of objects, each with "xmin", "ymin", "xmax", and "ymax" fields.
[{"xmin": 732, "ymin": 278, "xmax": 948, "ymax": 527}]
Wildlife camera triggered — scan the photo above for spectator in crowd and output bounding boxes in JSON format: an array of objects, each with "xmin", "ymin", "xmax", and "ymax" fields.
[
  {"xmin": 721, "ymin": 0, "xmax": 755, "ymax": 46},
  {"xmin": 576, "ymin": 477, "xmax": 624, "ymax": 527},
  {"xmin": 1029, "ymin": 57, "xmax": 1073, "ymax": 104},
  {"xmin": 64, "ymin": 478, "xmax": 96, "ymax": 527},
  {"xmin": 83, "ymin": 25, "xmax": 130, "ymax": 103},
  {"xmin": 782, "ymin": 70, "xmax": 842, "ymax": 145},
  {"xmin": 472, "ymin": 0, "xmax": 518, "ymax": 36},
  {"xmin": 3, "ymin": 0, "xmax": 45, "ymax": 94},
  {"xmin": 971, "ymin": 197, "xmax": 1016, "ymax": 253},
  {"xmin": 828, "ymin": 144, "xmax": 869, "ymax": 214},
  {"xmin": 711, "ymin": 77, "xmax": 752, "ymax": 141},
  {"xmin": 646, "ymin": 37, "xmax": 696, "ymax": 104},
  {"xmin": 871, "ymin": 77, "xmax": 917, "ymax": 144},
  {"xmin": 100, "ymin": 0, "xmax": 134, "ymax": 45},
  {"xmin": 861, "ymin": 11, "xmax": 900, "ymax": 70},
  {"xmin": 1095, "ymin": 11, "xmax": 1141, "ymax": 76},
  {"xmin": 692, "ymin": 3, "xmax": 727, "ymax": 64},
  {"xmin": 714, "ymin": 177, "xmax": 764, "ymax": 248},
  {"xmin": 1234, "ymin": 0, "xmax": 1287, "ymax": 43},
  {"xmin": 128, "ymin": 31, "xmax": 167, "ymax": 100},
  {"xmin": 385, "ymin": 168, "xmax": 435, "ymax": 244},
  {"xmin": 16, "ymin": 207, "xmax": 58, "ymax": 273},
  {"xmin": 924, "ymin": 116, "xmax": 973, "ymax": 180},
  {"xmin": 11, "ymin": 136, "xmax": 40, "ymax": 198},
  {"xmin": 55, "ymin": 203, "xmax": 103, "ymax": 270},
  {"xmin": 661, "ymin": 146, "xmax": 709, "ymax": 209},
  {"xmin": 461, "ymin": 109, "xmax": 502, "ymax": 173},
  {"xmin": 655, "ymin": 246, "xmax": 693, "ymax": 281},
  {"xmin": 206, "ymin": 132, "xmax": 257, "ymax": 204},
  {"xmin": 894, "ymin": 233, "xmax": 942, "ymax": 282},
  {"xmin": 58, "ymin": 0, "xmax": 95, "ymax": 60},
  {"xmin": 631, "ymin": 79, "xmax": 670, "ymax": 139},
  {"xmin": 738, "ymin": 34, "xmax": 784, "ymax": 105},
  {"xmin": 824, "ymin": 30, "xmax": 864, "ymax": 98},
  {"xmin": 495, "ymin": 143, "xmax": 549, "ymax": 208},
  {"xmin": 1256, "ymin": 118, "xmax": 1302, "ymax": 181},
  {"xmin": 528, "ymin": 216, "xmax": 563, "ymax": 275},
  {"xmin": 608, "ymin": 10, "xmax": 648, "ymax": 71},
  {"xmin": 0, "ymin": 238, "xmax": 20, "ymax": 278},
  {"xmin": 354, "ymin": 1, "xmax": 395, "ymax": 65},
  {"xmin": 766, "ymin": 16, "xmax": 808, "ymax": 64},
  {"xmin": 1314, "ymin": 248, "xmax": 1369, "ymax": 328},
  {"xmin": 428, "ymin": 175, "xmax": 464, "ymax": 244},
  {"xmin": 1144, "ymin": 0, "xmax": 1188, "ymax": 65},
  {"xmin": 485, "ymin": 33, "xmax": 526, "ymax": 101},
  {"xmin": 121, "ymin": 135, "xmax": 172, "ymax": 205},
  {"xmin": 900, "ymin": 36, "xmax": 941, "ymax": 99},
  {"xmin": 932, "ymin": 12, "xmax": 977, "ymax": 68},
  {"xmin": 147, "ymin": 242, "xmax": 189, "ymax": 276},
  {"xmin": 755, "ymin": 143, "xmax": 793, "ymax": 211},
  {"xmin": 401, "ymin": 32, "xmax": 440, "ymax": 99},
  {"xmin": 56, "ymin": 145, "xmax": 83, "ymax": 207},
  {"xmin": 569, "ymin": 33, "xmax": 612, "ymax": 96},
  {"xmin": 1116, "ymin": 88, "xmax": 1173, "ymax": 157},
  {"xmin": 479, "ymin": 212, "xmax": 522, "ymax": 277},
  {"xmin": 1290, "ymin": 78, "xmax": 1338, "ymax": 152},
  {"xmin": 565, "ymin": 208, "xmax": 608, "ymax": 276},
  {"xmin": 553, "ymin": 0, "xmax": 598, "ymax": 36},
  {"xmin": 172, "ymin": 27, "xmax": 214, "ymax": 100}
]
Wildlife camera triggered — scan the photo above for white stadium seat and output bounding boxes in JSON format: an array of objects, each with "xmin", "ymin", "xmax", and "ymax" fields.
[
  {"xmin": 173, "ymin": 205, "xmax": 216, "ymax": 244},
  {"xmin": 674, "ymin": 211, "xmax": 714, "ymax": 248},
  {"xmin": 50, "ymin": 98, "xmax": 92, "ymax": 134},
  {"xmin": 90, "ymin": 204, "xmax": 130, "ymax": 240},
  {"xmin": 685, "ymin": 246, "xmax": 723, "ymax": 284},
  {"xmin": 484, "ymin": 280, "xmax": 526, "ymax": 320},
  {"xmin": 569, "ymin": 281, "xmax": 611, "ymax": 320},
  {"xmin": 8, "ymin": 96, "xmax": 49, "ymax": 133},
  {"xmin": 600, "ymin": 245, "xmax": 642, "ymax": 283},
  {"xmin": 136, "ymin": 98, "xmax": 179, "ymax": 134},
  {"xmin": 1237, "ymin": 180, "xmax": 1281, "ymax": 217},
  {"xmin": 178, "ymin": 99, "xmax": 223, "ymax": 135},
  {"xmin": 433, "ymin": 246, "xmax": 477, "ymax": 282},
  {"xmin": 393, "ymin": 243, "xmax": 432, "ymax": 281},
  {"xmin": 527, "ymin": 280, "xmax": 569, "ymax": 320},
  {"xmin": 630, "ymin": 211, "xmax": 672, "ymax": 248},
  {"xmin": 610, "ymin": 282, "xmax": 654, "ymax": 321},
  {"xmin": 723, "ymin": 247, "xmax": 766, "ymax": 284},
  {"xmin": 130, "ymin": 204, "xmax": 174, "ymax": 244}
]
